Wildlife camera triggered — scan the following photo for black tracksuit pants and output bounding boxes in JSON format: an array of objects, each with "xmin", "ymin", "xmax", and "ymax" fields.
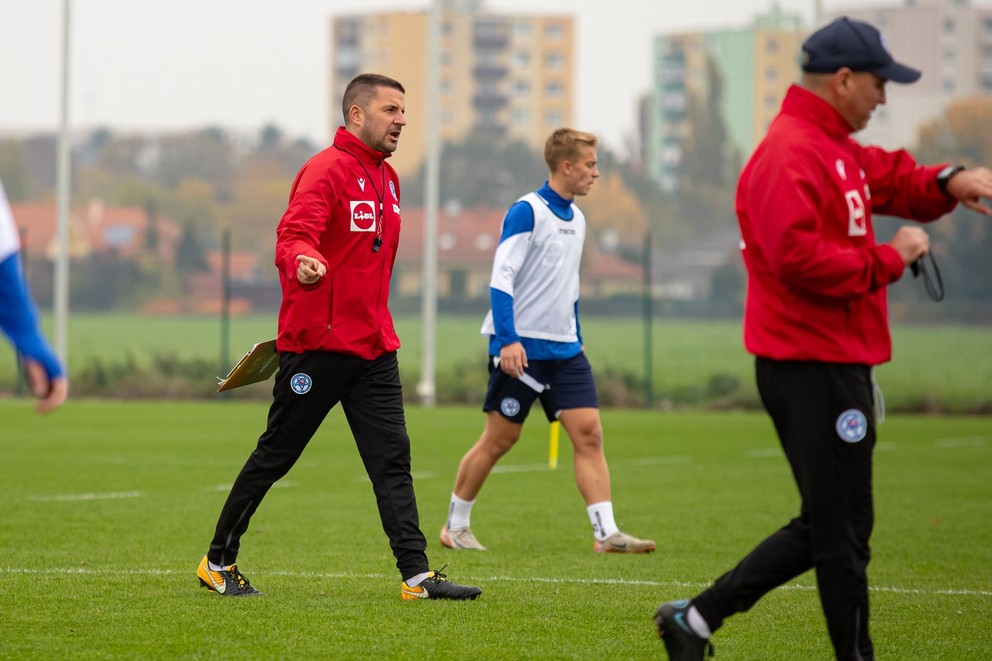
[
  {"xmin": 207, "ymin": 349, "xmax": 429, "ymax": 581},
  {"xmin": 693, "ymin": 358, "xmax": 877, "ymax": 661}
]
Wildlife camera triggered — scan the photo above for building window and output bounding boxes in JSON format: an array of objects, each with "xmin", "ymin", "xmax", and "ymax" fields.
[
  {"xmin": 513, "ymin": 21, "xmax": 532, "ymax": 40},
  {"xmin": 546, "ymin": 22, "xmax": 564, "ymax": 41},
  {"xmin": 765, "ymin": 38, "xmax": 778, "ymax": 53},
  {"xmin": 545, "ymin": 52, "xmax": 563, "ymax": 70},
  {"xmin": 545, "ymin": 109, "xmax": 564, "ymax": 125},
  {"xmin": 439, "ymin": 233, "xmax": 457, "ymax": 251},
  {"xmin": 512, "ymin": 108, "xmax": 530, "ymax": 126},
  {"xmin": 513, "ymin": 80, "xmax": 531, "ymax": 95},
  {"xmin": 475, "ymin": 234, "xmax": 494, "ymax": 252},
  {"xmin": 764, "ymin": 66, "xmax": 777, "ymax": 82},
  {"xmin": 943, "ymin": 78, "xmax": 956, "ymax": 93},
  {"xmin": 545, "ymin": 81, "xmax": 564, "ymax": 98},
  {"xmin": 944, "ymin": 17, "xmax": 956, "ymax": 33},
  {"xmin": 476, "ymin": 20, "xmax": 501, "ymax": 38},
  {"xmin": 513, "ymin": 51, "xmax": 530, "ymax": 68}
]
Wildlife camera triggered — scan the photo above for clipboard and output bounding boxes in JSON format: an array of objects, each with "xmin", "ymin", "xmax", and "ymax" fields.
[{"xmin": 217, "ymin": 339, "xmax": 279, "ymax": 392}]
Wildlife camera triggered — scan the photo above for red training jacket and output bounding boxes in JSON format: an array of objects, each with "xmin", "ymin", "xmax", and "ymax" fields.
[
  {"xmin": 273, "ymin": 127, "xmax": 402, "ymax": 360},
  {"xmin": 737, "ymin": 85, "xmax": 956, "ymax": 366}
]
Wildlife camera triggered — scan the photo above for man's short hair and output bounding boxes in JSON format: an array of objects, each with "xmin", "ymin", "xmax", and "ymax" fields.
[
  {"xmin": 341, "ymin": 73, "xmax": 405, "ymax": 123},
  {"xmin": 544, "ymin": 128, "xmax": 598, "ymax": 172}
]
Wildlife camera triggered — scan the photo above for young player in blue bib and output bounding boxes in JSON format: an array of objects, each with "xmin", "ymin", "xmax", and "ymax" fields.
[{"xmin": 440, "ymin": 128, "xmax": 655, "ymax": 555}]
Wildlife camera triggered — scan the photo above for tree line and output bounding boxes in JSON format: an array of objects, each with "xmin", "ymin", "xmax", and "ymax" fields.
[{"xmin": 1, "ymin": 83, "xmax": 990, "ymax": 319}]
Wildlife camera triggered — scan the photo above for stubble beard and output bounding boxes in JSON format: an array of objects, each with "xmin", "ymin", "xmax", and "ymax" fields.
[{"xmin": 361, "ymin": 124, "xmax": 397, "ymax": 154}]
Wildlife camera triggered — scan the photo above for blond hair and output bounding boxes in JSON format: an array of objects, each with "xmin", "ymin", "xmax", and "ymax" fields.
[{"xmin": 544, "ymin": 128, "xmax": 598, "ymax": 172}]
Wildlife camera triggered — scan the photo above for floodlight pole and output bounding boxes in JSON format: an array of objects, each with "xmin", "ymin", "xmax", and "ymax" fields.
[
  {"xmin": 642, "ymin": 233, "xmax": 653, "ymax": 408},
  {"xmin": 54, "ymin": 0, "xmax": 72, "ymax": 366},
  {"xmin": 417, "ymin": 0, "xmax": 442, "ymax": 407}
]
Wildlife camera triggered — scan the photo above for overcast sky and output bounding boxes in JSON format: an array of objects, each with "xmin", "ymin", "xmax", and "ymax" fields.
[{"xmin": 0, "ymin": 0, "xmax": 926, "ymax": 154}]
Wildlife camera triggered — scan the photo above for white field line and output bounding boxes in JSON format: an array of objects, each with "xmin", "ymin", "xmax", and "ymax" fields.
[
  {"xmin": 0, "ymin": 566, "xmax": 988, "ymax": 598},
  {"xmin": 27, "ymin": 491, "xmax": 142, "ymax": 502}
]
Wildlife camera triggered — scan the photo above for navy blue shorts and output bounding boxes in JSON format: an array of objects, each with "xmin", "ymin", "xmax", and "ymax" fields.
[{"xmin": 482, "ymin": 353, "xmax": 599, "ymax": 424}]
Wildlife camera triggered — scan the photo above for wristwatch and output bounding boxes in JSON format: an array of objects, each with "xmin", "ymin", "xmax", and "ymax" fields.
[{"xmin": 936, "ymin": 164, "xmax": 965, "ymax": 193}]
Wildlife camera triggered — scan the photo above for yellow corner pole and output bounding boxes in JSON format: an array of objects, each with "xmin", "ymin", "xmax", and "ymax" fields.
[{"xmin": 548, "ymin": 420, "xmax": 561, "ymax": 469}]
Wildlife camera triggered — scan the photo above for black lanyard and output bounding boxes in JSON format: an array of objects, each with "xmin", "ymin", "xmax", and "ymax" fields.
[
  {"xmin": 910, "ymin": 250, "xmax": 944, "ymax": 302},
  {"xmin": 333, "ymin": 144, "xmax": 385, "ymax": 252}
]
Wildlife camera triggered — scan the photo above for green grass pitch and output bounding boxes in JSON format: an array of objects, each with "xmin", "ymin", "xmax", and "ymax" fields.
[{"xmin": 1, "ymin": 401, "xmax": 990, "ymax": 659}]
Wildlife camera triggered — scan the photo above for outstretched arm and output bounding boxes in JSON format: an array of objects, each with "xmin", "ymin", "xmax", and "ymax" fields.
[{"xmin": 944, "ymin": 166, "xmax": 992, "ymax": 216}]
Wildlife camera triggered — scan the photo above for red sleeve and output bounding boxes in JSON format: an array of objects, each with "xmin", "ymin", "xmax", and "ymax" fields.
[
  {"xmin": 857, "ymin": 145, "xmax": 957, "ymax": 221},
  {"xmin": 274, "ymin": 159, "xmax": 333, "ymax": 282}
]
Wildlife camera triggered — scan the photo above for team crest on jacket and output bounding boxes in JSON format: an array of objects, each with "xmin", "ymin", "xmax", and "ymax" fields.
[
  {"xmin": 835, "ymin": 409, "xmax": 867, "ymax": 443},
  {"xmin": 350, "ymin": 201, "xmax": 376, "ymax": 232},
  {"xmin": 389, "ymin": 180, "xmax": 397, "ymax": 201},
  {"xmin": 500, "ymin": 397, "xmax": 521, "ymax": 418},
  {"xmin": 291, "ymin": 373, "xmax": 313, "ymax": 395}
]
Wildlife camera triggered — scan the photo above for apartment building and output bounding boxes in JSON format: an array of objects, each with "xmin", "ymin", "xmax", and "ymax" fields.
[
  {"xmin": 646, "ymin": 7, "xmax": 805, "ymax": 191},
  {"xmin": 825, "ymin": 0, "xmax": 992, "ymax": 149},
  {"xmin": 331, "ymin": 0, "xmax": 574, "ymax": 177}
]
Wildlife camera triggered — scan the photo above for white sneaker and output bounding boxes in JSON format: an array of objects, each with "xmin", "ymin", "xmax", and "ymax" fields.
[
  {"xmin": 440, "ymin": 525, "xmax": 488, "ymax": 551},
  {"xmin": 593, "ymin": 530, "xmax": 656, "ymax": 554}
]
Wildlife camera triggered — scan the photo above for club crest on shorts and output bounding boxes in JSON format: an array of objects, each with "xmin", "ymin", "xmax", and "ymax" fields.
[
  {"xmin": 835, "ymin": 409, "xmax": 868, "ymax": 443},
  {"xmin": 290, "ymin": 373, "xmax": 312, "ymax": 395},
  {"xmin": 500, "ymin": 397, "xmax": 521, "ymax": 417}
]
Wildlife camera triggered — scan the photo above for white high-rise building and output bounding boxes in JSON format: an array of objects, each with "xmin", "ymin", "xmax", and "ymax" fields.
[{"xmin": 826, "ymin": 0, "xmax": 992, "ymax": 149}]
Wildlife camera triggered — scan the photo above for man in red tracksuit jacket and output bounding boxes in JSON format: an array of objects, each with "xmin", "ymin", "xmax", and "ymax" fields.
[
  {"xmin": 196, "ymin": 73, "xmax": 481, "ymax": 602},
  {"xmin": 655, "ymin": 18, "xmax": 992, "ymax": 661}
]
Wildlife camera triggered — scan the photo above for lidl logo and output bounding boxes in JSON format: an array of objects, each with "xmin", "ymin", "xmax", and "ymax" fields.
[{"xmin": 350, "ymin": 201, "xmax": 376, "ymax": 232}]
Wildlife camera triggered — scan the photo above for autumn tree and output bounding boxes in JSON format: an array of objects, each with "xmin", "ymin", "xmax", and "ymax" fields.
[
  {"xmin": 906, "ymin": 97, "xmax": 992, "ymax": 311},
  {"xmin": 403, "ymin": 136, "xmax": 545, "ymax": 208},
  {"xmin": 582, "ymin": 172, "xmax": 649, "ymax": 249},
  {"xmin": 673, "ymin": 55, "xmax": 740, "ymax": 241}
]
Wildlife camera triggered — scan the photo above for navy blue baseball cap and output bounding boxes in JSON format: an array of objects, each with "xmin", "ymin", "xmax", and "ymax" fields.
[{"xmin": 802, "ymin": 16, "xmax": 921, "ymax": 84}]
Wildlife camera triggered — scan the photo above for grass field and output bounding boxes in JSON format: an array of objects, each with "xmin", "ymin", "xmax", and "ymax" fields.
[
  {"xmin": 1, "ymin": 401, "xmax": 990, "ymax": 659},
  {"xmin": 2, "ymin": 313, "xmax": 991, "ymax": 411}
]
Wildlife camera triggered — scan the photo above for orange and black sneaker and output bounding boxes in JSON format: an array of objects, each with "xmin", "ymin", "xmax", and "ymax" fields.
[
  {"xmin": 401, "ymin": 565, "xmax": 481, "ymax": 601},
  {"xmin": 197, "ymin": 555, "xmax": 263, "ymax": 596}
]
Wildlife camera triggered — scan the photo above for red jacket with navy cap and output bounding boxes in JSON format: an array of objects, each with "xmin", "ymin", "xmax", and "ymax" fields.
[
  {"xmin": 737, "ymin": 85, "xmax": 955, "ymax": 366},
  {"xmin": 274, "ymin": 126, "xmax": 402, "ymax": 360}
]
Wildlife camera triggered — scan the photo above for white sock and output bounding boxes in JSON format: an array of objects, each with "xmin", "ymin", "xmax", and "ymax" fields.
[
  {"xmin": 687, "ymin": 606, "xmax": 712, "ymax": 638},
  {"xmin": 447, "ymin": 493, "xmax": 475, "ymax": 530},
  {"xmin": 405, "ymin": 571, "xmax": 431, "ymax": 587},
  {"xmin": 207, "ymin": 560, "xmax": 228, "ymax": 572},
  {"xmin": 586, "ymin": 501, "xmax": 619, "ymax": 541}
]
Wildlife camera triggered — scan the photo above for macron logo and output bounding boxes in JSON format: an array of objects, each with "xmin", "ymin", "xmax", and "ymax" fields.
[{"xmin": 350, "ymin": 201, "xmax": 376, "ymax": 232}]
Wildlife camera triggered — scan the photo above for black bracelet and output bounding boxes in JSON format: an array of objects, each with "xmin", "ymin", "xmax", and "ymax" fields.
[{"xmin": 936, "ymin": 165, "xmax": 965, "ymax": 193}]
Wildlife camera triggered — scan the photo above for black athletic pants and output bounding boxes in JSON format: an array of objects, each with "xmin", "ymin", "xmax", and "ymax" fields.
[
  {"xmin": 207, "ymin": 349, "xmax": 430, "ymax": 581},
  {"xmin": 693, "ymin": 358, "xmax": 877, "ymax": 661}
]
